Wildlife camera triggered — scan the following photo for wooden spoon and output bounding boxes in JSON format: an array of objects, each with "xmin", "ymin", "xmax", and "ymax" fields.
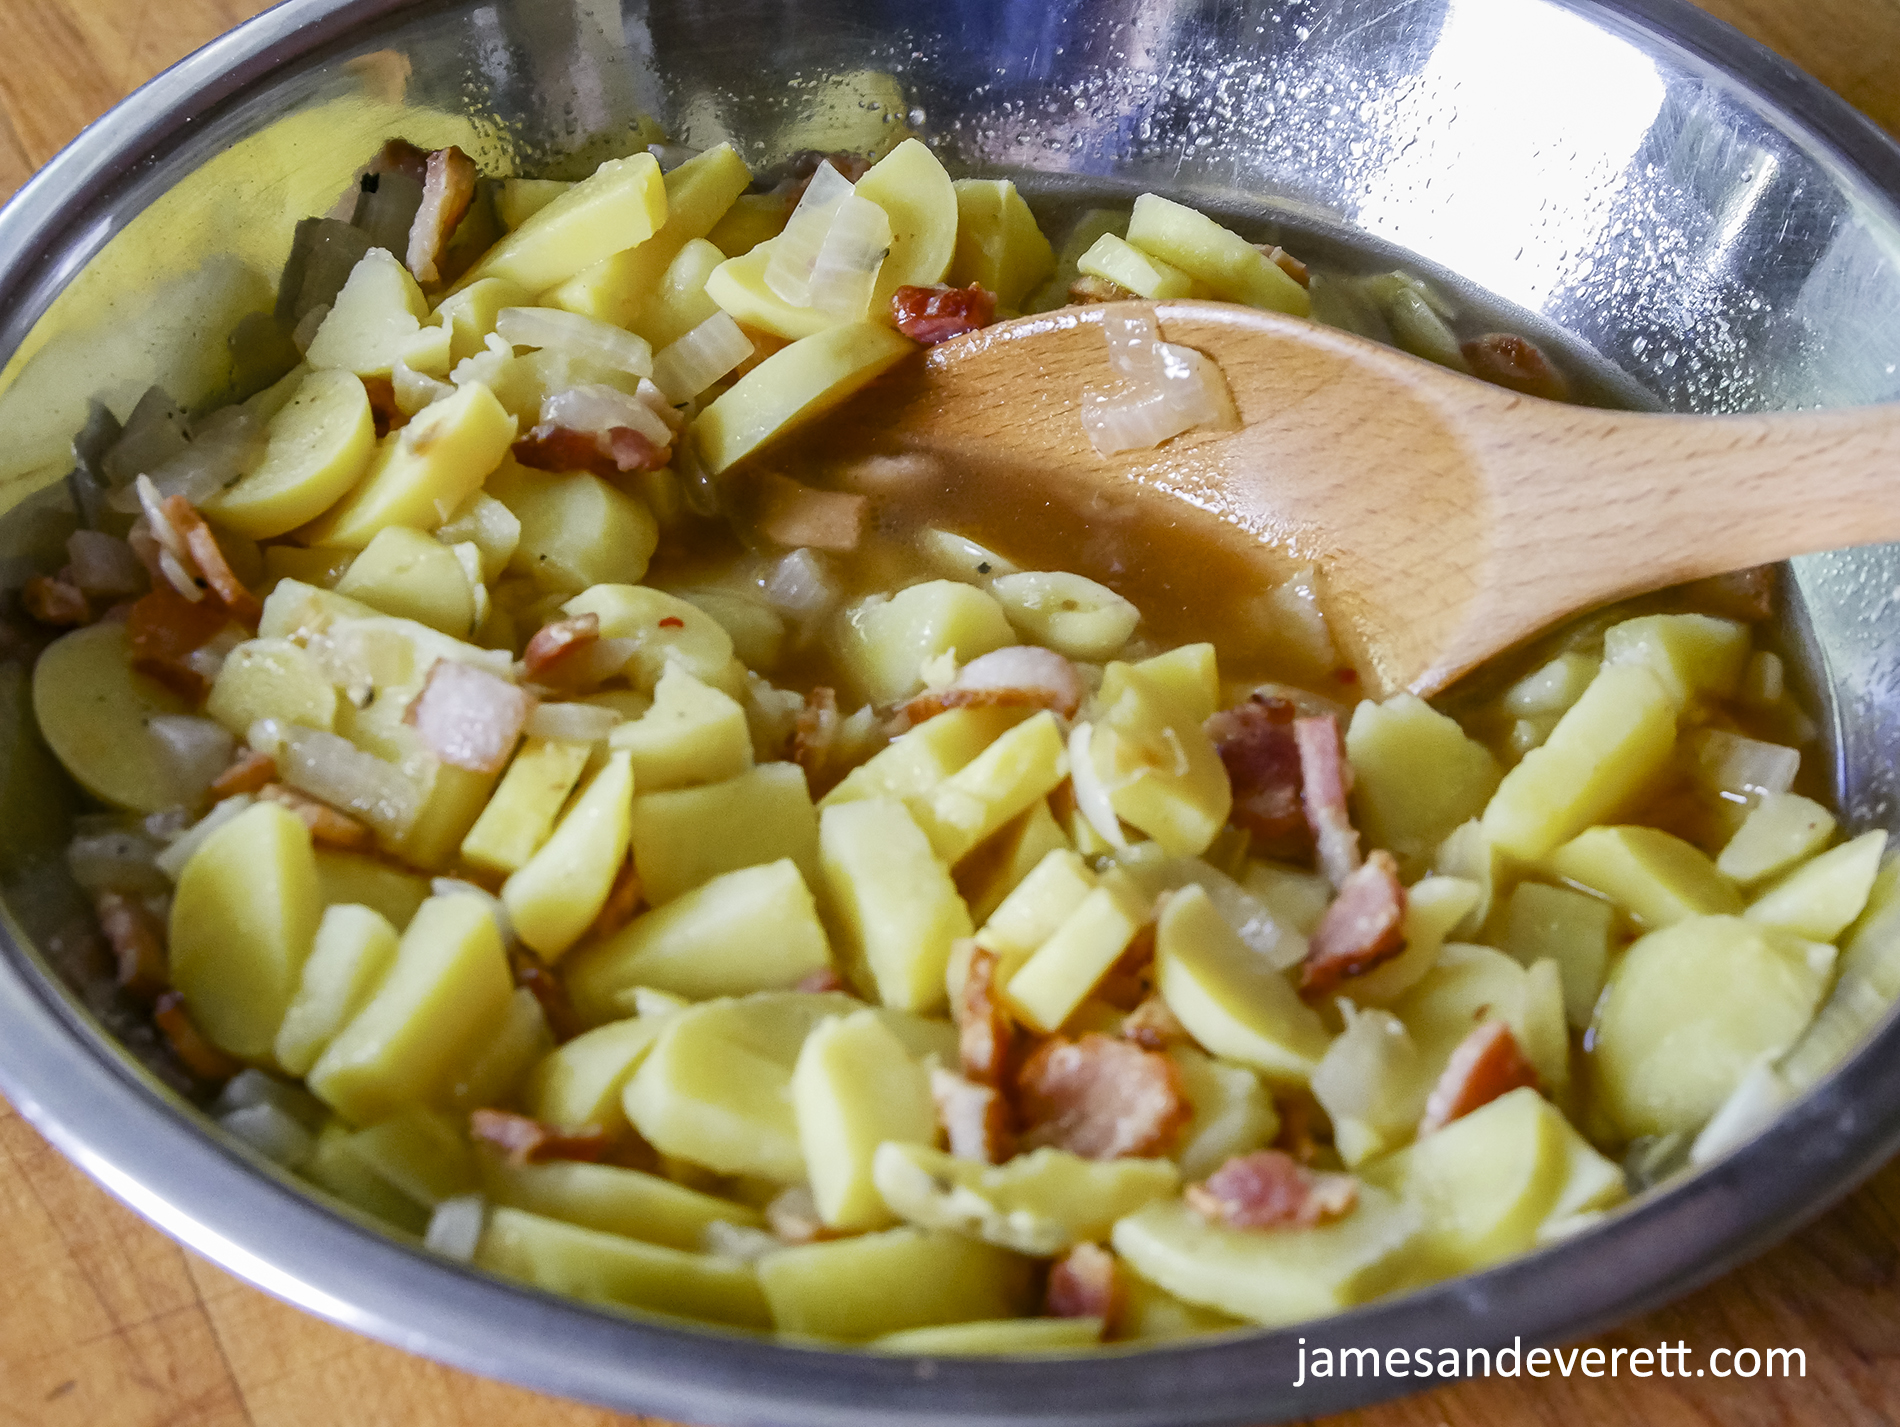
[{"xmin": 833, "ymin": 299, "xmax": 1900, "ymax": 699}]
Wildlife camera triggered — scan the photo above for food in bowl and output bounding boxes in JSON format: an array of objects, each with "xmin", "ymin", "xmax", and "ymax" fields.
[{"xmin": 11, "ymin": 127, "xmax": 1891, "ymax": 1350}]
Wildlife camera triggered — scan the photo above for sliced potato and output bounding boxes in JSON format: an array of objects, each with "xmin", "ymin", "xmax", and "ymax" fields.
[
  {"xmin": 630, "ymin": 238, "xmax": 728, "ymax": 352},
  {"xmin": 1601, "ymin": 612, "xmax": 1749, "ymax": 711},
  {"xmin": 820, "ymin": 796, "xmax": 972, "ymax": 1013},
  {"xmin": 631, "ymin": 761, "xmax": 820, "ymax": 905},
  {"xmin": 479, "ymin": 1155, "xmax": 762, "ymax": 1250},
  {"xmin": 854, "ymin": 137, "xmax": 958, "ymax": 310},
  {"xmin": 524, "ymin": 1014, "xmax": 673, "ymax": 1130},
  {"xmin": 793, "ymin": 1009, "xmax": 937, "ymax": 1229},
  {"xmin": 836, "ymin": 580, "xmax": 1017, "ymax": 706},
  {"xmin": 910, "ymin": 710, "xmax": 1069, "ymax": 866},
  {"xmin": 821, "ymin": 705, "xmax": 1026, "ymax": 809},
  {"xmin": 502, "ymin": 748, "xmax": 635, "ymax": 962},
  {"xmin": 454, "ymin": 153, "xmax": 667, "ymax": 296},
  {"xmin": 1345, "ymin": 694, "xmax": 1500, "ymax": 866},
  {"xmin": 332, "ymin": 525, "xmax": 476, "ymax": 636},
  {"xmin": 1077, "ymin": 233, "xmax": 1197, "ymax": 300},
  {"xmin": 1745, "ymin": 829, "xmax": 1887, "ymax": 942},
  {"xmin": 756, "ymin": 1227, "xmax": 1032, "ymax": 1340},
  {"xmin": 205, "ymin": 369, "xmax": 376, "ymax": 538},
  {"xmin": 487, "ymin": 462, "xmax": 659, "ymax": 593},
  {"xmin": 206, "ymin": 637, "xmax": 338, "ymax": 737},
  {"xmin": 33, "ymin": 623, "xmax": 198, "ymax": 814},
  {"xmin": 1004, "ymin": 882, "xmax": 1144, "ymax": 1034},
  {"xmin": 1717, "ymin": 791, "xmax": 1836, "ymax": 886},
  {"xmin": 1123, "ymin": 194, "xmax": 1309, "ymax": 316},
  {"xmin": 872, "ymin": 1318, "xmax": 1103, "ymax": 1355},
  {"xmin": 949, "ymin": 178, "xmax": 1056, "ymax": 310},
  {"xmin": 1547, "ymin": 824, "xmax": 1741, "ymax": 929},
  {"xmin": 459, "ymin": 736, "xmax": 593, "ymax": 878},
  {"xmin": 561, "ymin": 583, "xmax": 738, "ymax": 694},
  {"xmin": 607, "ymin": 663, "xmax": 753, "ymax": 791},
  {"xmin": 1168, "ymin": 1045, "xmax": 1280, "ymax": 1180},
  {"xmin": 305, "ymin": 249, "xmax": 444, "ymax": 379},
  {"xmin": 273, "ymin": 902, "xmax": 400, "ymax": 1076}
]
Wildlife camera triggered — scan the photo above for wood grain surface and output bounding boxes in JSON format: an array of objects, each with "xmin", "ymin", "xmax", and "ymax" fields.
[{"xmin": 2, "ymin": 1, "xmax": 1898, "ymax": 1424}]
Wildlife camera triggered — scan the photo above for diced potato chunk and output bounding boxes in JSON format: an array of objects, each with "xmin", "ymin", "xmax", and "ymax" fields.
[
  {"xmin": 344, "ymin": 1106, "xmax": 476, "ymax": 1207},
  {"xmin": 793, "ymin": 1009, "xmax": 937, "ymax": 1230},
  {"xmin": 332, "ymin": 525, "xmax": 476, "ymax": 636},
  {"xmin": 631, "ymin": 762, "xmax": 819, "ymax": 904},
  {"xmin": 1124, "ymin": 193, "xmax": 1310, "ymax": 316},
  {"xmin": 1118, "ymin": 1268, "xmax": 1249, "ymax": 1341},
  {"xmin": 1077, "ymin": 232, "xmax": 1198, "ymax": 299},
  {"xmin": 450, "ymin": 986, "xmax": 553, "ymax": 1111},
  {"xmin": 1111, "ymin": 1189, "xmax": 1418, "ymax": 1326},
  {"xmin": 502, "ymin": 748, "xmax": 634, "ymax": 962},
  {"xmin": 1155, "ymin": 883, "xmax": 1330, "ymax": 1082},
  {"xmin": 1592, "ymin": 914, "xmax": 1836, "ymax": 1138},
  {"xmin": 1502, "ymin": 881, "xmax": 1615, "ymax": 1028},
  {"xmin": 1502, "ymin": 651, "xmax": 1599, "ymax": 718},
  {"xmin": 307, "ymin": 892, "xmax": 514, "ymax": 1125},
  {"xmin": 821, "ymin": 705, "xmax": 1026, "ymax": 809},
  {"xmin": 305, "ymin": 1119, "xmax": 428, "ymax": 1233},
  {"xmin": 1091, "ymin": 664, "xmax": 1232, "ymax": 857},
  {"xmin": 479, "ymin": 1156, "xmax": 762, "ymax": 1249},
  {"xmin": 273, "ymin": 903, "xmax": 399, "ymax": 1076},
  {"xmin": 1547, "ymin": 825, "xmax": 1741, "ymax": 929},
  {"xmin": 169, "ymin": 801, "xmax": 321, "ymax": 1059},
  {"xmin": 1004, "ymin": 883, "xmax": 1144, "ymax": 1034},
  {"xmin": 836, "ymin": 581, "xmax": 1017, "ymax": 706},
  {"xmin": 1480, "ymin": 662, "xmax": 1677, "ymax": 861},
  {"xmin": 707, "ymin": 193, "xmax": 790, "ymax": 258},
  {"xmin": 205, "ymin": 369, "xmax": 376, "ymax": 539},
  {"xmin": 206, "ymin": 637, "xmax": 338, "ymax": 737},
  {"xmin": 455, "ymin": 153, "xmax": 667, "ymax": 296},
  {"xmin": 460, "ymin": 736, "xmax": 593, "ymax": 878},
  {"xmin": 703, "ymin": 246, "xmax": 836, "ymax": 342},
  {"xmin": 911, "ymin": 710, "xmax": 1069, "ymax": 865},
  {"xmin": 958, "ymin": 798, "xmax": 1074, "ymax": 927},
  {"xmin": 524, "ymin": 1014, "xmax": 672, "ymax": 1130},
  {"xmin": 607, "ymin": 664, "xmax": 752, "ymax": 791},
  {"xmin": 1391, "ymin": 941, "xmax": 1537, "ymax": 1083},
  {"xmin": 314, "ymin": 850, "xmax": 429, "ymax": 928},
  {"xmin": 854, "ymin": 138, "xmax": 959, "ymax": 311},
  {"xmin": 1168, "ymin": 1046, "xmax": 1280, "ymax": 1180},
  {"xmin": 305, "ymin": 249, "xmax": 444, "ymax": 379},
  {"xmin": 433, "ymin": 278, "xmax": 533, "ymax": 361},
  {"xmin": 486, "ymin": 463, "xmax": 659, "ymax": 593},
  {"xmin": 757, "ymin": 1227, "xmax": 1032, "ymax": 1341},
  {"xmin": 1602, "ymin": 613, "xmax": 1749, "ymax": 711},
  {"xmin": 971, "ymin": 847, "xmax": 1098, "ymax": 985},
  {"xmin": 1717, "ymin": 792, "xmax": 1836, "ymax": 885},
  {"xmin": 562, "ymin": 583, "xmax": 738, "ymax": 694},
  {"xmin": 476, "ymin": 1206, "xmax": 770, "ymax": 1328},
  {"xmin": 948, "ymin": 178, "xmax": 1056, "ymax": 309},
  {"xmin": 567, "ymin": 859, "xmax": 831, "ymax": 1013},
  {"xmin": 819, "ymin": 797, "xmax": 973, "ymax": 1013},
  {"xmin": 1745, "ymin": 829, "xmax": 1887, "ymax": 942},
  {"xmin": 630, "ymin": 238, "xmax": 728, "ymax": 351},
  {"xmin": 1345, "ymin": 694, "xmax": 1501, "ymax": 865},
  {"xmin": 1132, "ymin": 644, "xmax": 1219, "ymax": 726}
]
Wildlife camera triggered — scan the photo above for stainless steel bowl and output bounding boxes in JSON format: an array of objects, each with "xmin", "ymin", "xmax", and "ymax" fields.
[{"xmin": 2, "ymin": 1, "xmax": 1899, "ymax": 1422}]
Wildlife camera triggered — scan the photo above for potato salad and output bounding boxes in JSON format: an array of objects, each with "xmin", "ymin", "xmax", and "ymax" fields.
[{"xmin": 15, "ymin": 130, "xmax": 1888, "ymax": 1352}]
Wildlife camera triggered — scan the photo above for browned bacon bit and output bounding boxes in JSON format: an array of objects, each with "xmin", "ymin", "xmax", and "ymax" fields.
[
  {"xmin": 903, "ymin": 645, "xmax": 1085, "ymax": 725},
  {"xmin": 931, "ymin": 1065, "xmax": 1015, "ymax": 1164},
  {"xmin": 1460, "ymin": 333, "xmax": 1569, "ymax": 403},
  {"xmin": 404, "ymin": 658, "xmax": 536, "ymax": 774},
  {"xmin": 586, "ymin": 856, "xmax": 644, "ymax": 942},
  {"xmin": 126, "ymin": 585, "xmax": 234, "ymax": 702},
  {"xmin": 513, "ymin": 422, "xmax": 669, "ymax": 479},
  {"xmin": 795, "ymin": 966, "xmax": 846, "ymax": 994},
  {"xmin": 469, "ymin": 1108, "xmax": 614, "ymax": 1167},
  {"xmin": 956, "ymin": 943, "xmax": 1016, "ymax": 1085},
  {"xmin": 657, "ymin": 617, "xmax": 685, "ymax": 629},
  {"xmin": 791, "ymin": 685, "xmax": 842, "ymax": 790},
  {"xmin": 1045, "ymin": 1242, "xmax": 1122, "ymax": 1335},
  {"xmin": 96, "ymin": 891, "xmax": 168, "ymax": 1003},
  {"xmin": 153, "ymin": 991, "xmax": 240, "ymax": 1083},
  {"xmin": 1206, "ymin": 695, "xmax": 1307, "ymax": 850},
  {"xmin": 362, "ymin": 375, "xmax": 408, "ymax": 437},
  {"xmin": 1418, "ymin": 1021, "xmax": 1540, "ymax": 1136},
  {"xmin": 208, "ymin": 748, "xmax": 279, "ymax": 801},
  {"xmin": 890, "ymin": 283, "xmax": 998, "ymax": 346},
  {"xmin": 257, "ymin": 783, "xmax": 377, "ymax": 850},
  {"xmin": 1295, "ymin": 714, "xmax": 1361, "ymax": 888},
  {"xmin": 1068, "ymin": 274, "xmax": 1135, "ymax": 305},
  {"xmin": 1255, "ymin": 243, "xmax": 1311, "ymax": 288},
  {"xmin": 21, "ymin": 574, "xmax": 89, "ymax": 627},
  {"xmin": 512, "ymin": 951, "xmax": 586, "ymax": 1044},
  {"xmin": 407, "ymin": 145, "xmax": 479, "ymax": 285},
  {"xmin": 161, "ymin": 495, "xmax": 262, "ymax": 629},
  {"xmin": 1016, "ymin": 1033, "xmax": 1189, "ymax": 1161},
  {"xmin": 1121, "ymin": 994, "xmax": 1190, "ymax": 1051},
  {"xmin": 752, "ymin": 471, "xmax": 868, "ymax": 552},
  {"xmin": 370, "ymin": 136, "xmax": 431, "ymax": 187},
  {"xmin": 1683, "ymin": 565, "xmax": 1776, "ymax": 623},
  {"xmin": 607, "ymin": 425, "xmax": 669, "ymax": 474},
  {"xmin": 1186, "ymin": 1150, "xmax": 1359, "ymax": 1231},
  {"xmin": 523, "ymin": 612, "xmax": 601, "ymax": 681},
  {"xmin": 1300, "ymin": 850, "xmax": 1406, "ymax": 998}
]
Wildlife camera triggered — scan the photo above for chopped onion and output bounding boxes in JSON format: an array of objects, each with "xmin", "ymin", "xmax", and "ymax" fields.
[
  {"xmin": 636, "ymin": 378, "xmax": 687, "ymax": 433},
  {"xmin": 702, "ymin": 1219, "xmax": 782, "ymax": 1262},
  {"xmin": 67, "ymin": 530, "xmax": 145, "ymax": 596},
  {"xmin": 134, "ymin": 475, "xmax": 190, "ymax": 561},
  {"xmin": 1689, "ymin": 729, "xmax": 1800, "ymax": 805},
  {"xmin": 1081, "ymin": 310, "xmax": 1238, "ymax": 456},
  {"xmin": 525, "ymin": 701, "xmax": 620, "ymax": 743},
  {"xmin": 651, "ymin": 312, "xmax": 754, "ymax": 403},
  {"xmin": 66, "ymin": 829, "xmax": 167, "ymax": 895},
  {"xmin": 452, "ymin": 331, "xmax": 513, "ymax": 388},
  {"xmin": 214, "ymin": 1067, "xmax": 327, "ymax": 1129},
  {"xmin": 102, "ymin": 387, "xmax": 192, "ymax": 489},
  {"xmin": 1689, "ymin": 1056, "xmax": 1792, "ymax": 1166},
  {"xmin": 217, "ymin": 1103, "xmax": 315, "ymax": 1169},
  {"xmin": 761, "ymin": 548, "xmax": 839, "ymax": 620},
  {"xmin": 540, "ymin": 383, "xmax": 672, "ymax": 447},
  {"xmin": 154, "ymin": 795, "xmax": 255, "ymax": 882},
  {"xmin": 764, "ymin": 160, "xmax": 856, "ymax": 306},
  {"xmin": 147, "ymin": 715, "xmax": 236, "ymax": 807},
  {"xmin": 424, "ymin": 1193, "xmax": 488, "ymax": 1262},
  {"xmin": 432, "ymin": 877, "xmax": 515, "ymax": 945},
  {"xmin": 1309, "ymin": 1003, "xmax": 1426, "ymax": 1131},
  {"xmin": 496, "ymin": 306, "xmax": 652, "ymax": 377},
  {"xmin": 1067, "ymin": 722, "xmax": 1128, "ymax": 850},
  {"xmin": 917, "ymin": 527, "xmax": 1018, "ymax": 584},
  {"xmin": 393, "ymin": 361, "xmax": 455, "ymax": 416},
  {"xmin": 291, "ymin": 302, "xmax": 331, "ymax": 355},
  {"xmin": 109, "ymin": 405, "xmax": 266, "ymax": 512},
  {"xmin": 806, "ymin": 193, "xmax": 891, "ymax": 319},
  {"xmin": 276, "ymin": 725, "xmax": 424, "ymax": 839},
  {"xmin": 1114, "ymin": 846, "xmax": 1306, "ymax": 969}
]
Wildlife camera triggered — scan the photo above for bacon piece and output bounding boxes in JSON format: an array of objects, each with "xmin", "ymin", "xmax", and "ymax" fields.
[
  {"xmin": 586, "ymin": 856, "xmax": 643, "ymax": 941},
  {"xmin": 1185, "ymin": 1150, "xmax": 1359, "ymax": 1230},
  {"xmin": 1015, "ymin": 1033, "xmax": 1189, "ymax": 1161},
  {"xmin": 795, "ymin": 966, "xmax": 846, "ymax": 994},
  {"xmin": 125, "ymin": 585, "xmax": 234, "ymax": 702},
  {"xmin": 1295, "ymin": 715, "xmax": 1360, "ymax": 887},
  {"xmin": 469, "ymin": 1108, "xmax": 614, "ymax": 1166},
  {"xmin": 523, "ymin": 613, "xmax": 601, "ymax": 681},
  {"xmin": 1460, "ymin": 333, "xmax": 1569, "ymax": 403},
  {"xmin": 256, "ymin": 783, "xmax": 377, "ymax": 850},
  {"xmin": 790, "ymin": 686, "xmax": 841, "ymax": 790},
  {"xmin": 1418, "ymin": 1021, "xmax": 1540, "ymax": 1135},
  {"xmin": 21, "ymin": 574, "xmax": 90, "ymax": 627},
  {"xmin": 208, "ymin": 748, "xmax": 278, "ymax": 801},
  {"xmin": 1263, "ymin": 245, "xmax": 1310, "ymax": 288},
  {"xmin": 955, "ymin": 943, "xmax": 1016, "ymax": 1085},
  {"xmin": 1300, "ymin": 850, "xmax": 1406, "ymax": 998},
  {"xmin": 1206, "ymin": 695, "xmax": 1308, "ymax": 849},
  {"xmin": 513, "ymin": 423, "xmax": 670, "ymax": 479},
  {"xmin": 1684, "ymin": 565, "xmax": 1776, "ymax": 623},
  {"xmin": 361, "ymin": 375, "xmax": 408, "ymax": 437},
  {"xmin": 512, "ymin": 951, "xmax": 585, "ymax": 1044},
  {"xmin": 752, "ymin": 472, "xmax": 868, "ymax": 552},
  {"xmin": 161, "ymin": 495, "xmax": 262, "ymax": 629},
  {"xmin": 370, "ymin": 137, "xmax": 431, "ymax": 187},
  {"xmin": 904, "ymin": 646, "xmax": 1084, "ymax": 725},
  {"xmin": 153, "ymin": 991, "xmax": 240, "ymax": 1083},
  {"xmin": 407, "ymin": 145, "xmax": 479, "ymax": 285},
  {"xmin": 96, "ymin": 891, "xmax": 168, "ymax": 1003},
  {"xmin": 606, "ymin": 425, "xmax": 668, "ymax": 474},
  {"xmin": 404, "ymin": 658, "xmax": 535, "ymax": 775},
  {"xmin": 931, "ymin": 1065, "xmax": 1014, "ymax": 1164},
  {"xmin": 890, "ymin": 283, "xmax": 997, "ymax": 346},
  {"xmin": 1121, "ymin": 994, "xmax": 1189, "ymax": 1051},
  {"xmin": 1045, "ymin": 1242, "xmax": 1122, "ymax": 1335},
  {"xmin": 1068, "ymin": 274, "xmax": 1135, "ymax": 305}
]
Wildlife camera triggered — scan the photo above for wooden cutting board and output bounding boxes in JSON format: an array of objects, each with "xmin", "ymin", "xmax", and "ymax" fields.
[{"xmin": 3, "ymin": 1, "xmax": 1899, "ymax": 1422}]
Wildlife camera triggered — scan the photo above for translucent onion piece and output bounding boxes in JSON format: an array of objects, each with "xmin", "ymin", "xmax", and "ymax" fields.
[
  {"xmin": 1689, "ymin": 729, "xmax": 1800, "ymax": 805},
  {"xmin": 102, "ymin": 386, "xmax": 192, "ymax": 489},
  {"xmin": 1689, "ymin": 1057, "xmax": 1792, "ymax": 1166},
  {"xmin": 184, "ymin": 624, "xmax": 247, "ymax": 689},
  {"xmin": 394, "ymin": 361, "xmax": 455, "ymax": 416},
  {"xmin": 1102, "ymin": 308, "xmax": 1165, "ymax": 380},
  {"xmin": 154, "ymin": 795, "xmax": 256, "ymax": 881},
  {"xmin": 1081, "ymin": 311, "xmax": 1238, "ymax": 456},
  {"xmin": 277, "ymin": 725, "xmax": 424, "ymax": 839},
  {"xmin": 524, "ymin": 701, "xmax": 620, "ymax": 744},
  {"xmin": 214, "ymin": 1067, "xmax": 328, "ymax": 1130},
  {"xmin": 452, "ymin": 331, "xmax": 513, "ymax": 388},
  {"xmin": 1309, "ymin": 1004, "xmax": 1428, "ymax": 1134},
  {"xmin": 650, "ymin": 312, "xmax": 754, "ymax": 404},
  {"xmin": 67, "ymin": 530, "xmax": 145, "ymax": 596},
  {"xmin": 636, "ymin": 377, "xmax": 687, "ymax": 433},
  {"xmin": 109, "ymin": 406, "xmax": 267, "ymax": 512},
  {"xmin": 496, "ymin": 306, "xmax": 653, "ymax": 378},
  {"xmin": 702, "ymin": 1219, "xmax": 782, "ymax": 1262},
  {"xmin": 66, "ymin": 829, "xmax": 167, "ymax": 895},
  {"xmin": 135, "ymin": 475, "xmax": 190, "ymax": 561},
  {"xmin": 147, "ymin": 715, "xmax": 236, "ymax": 807},
  {"xmin": 764, "ymin": 160, "xmax": 856, "ymax": 306},
  {"xmin": 540, "ymin": 383, "xmax": 672, "ymax": 447},
  {"xmin": 761, "ymin": 548, "xmax": 838, "ymax": 619},
  {"xmin": 425, "ymin": 1193, "xmax": 488, "ymax": 1262},
  {"xmin": 217, "ymin": 1102, "xmax": 316, "ymax": 1169},
  {"xmin": 1067, "ymin": 722, "xmax": 1128, "ymax": 850},
  {"xmin": 805, "ymin": 193, "xmax": 892, "ymax": 320}
]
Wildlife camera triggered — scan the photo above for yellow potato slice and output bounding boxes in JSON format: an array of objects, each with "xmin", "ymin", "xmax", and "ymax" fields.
[
  {"xmin": 524, "ymin": 1014, "xmax": 674, "ymax": 1129},
  {"xmin": 704, "ymin": 245, "xmax": 839, "ymax": 341},
  {"xmin": 273, "ymin": 902, "xmax": 400, "ymax": 1077},
  {"xmin": 756, "ymin": 1227, "xmax": 1032, "ymax": 1341},
  {"xmin": 792, "ymin": 1008, "xmax": 937, "ymax": 1230},
  {"xmin": 854, "ymin": 138, "xmax": 958, "ymax": 311},
  {"xmin": 502, "ymin": 748, "xmax": 635, "ymax": 962},
  {"xmin": 305, "ymin": 249, "xmax": 445, "ymax": 379},
  {"xmin": 630, "ymin": 238, "xmax": 728, "ymax": 351},
  {"xmin": 204, "ymin": 369, "xmax": 376, "ymax": 538},
  {"xmin": 453, "ymin": 152, "xmax": 667, "ymax": 296},
  {"xmin": 205, "ymin": 636, "xmax": 338, "ymax": 738},
  {"xmin": 460, "ymin": 736, "xmax": 593, "ymax": 878},
  {"xmin": 432, "ymin": 277, "xmax": 532, "ymax": 363},
  {"xmin": 495, "ymin": 180, "xmax": 572, "ymax": 231},
  {"xmin": 32, "ymin": 623, "xmax": 197, "ymax": 814},
  {"xmin": 819, "ymin": 796, "xmax": 972, "ymax": 1013},
  {"xmin": 332, "ymin": 525, "xmax": 477, "ymax": 637},
  {"xmin": 479, "ymin": 1156, "xmax": 762, "ymax": 1249},
  {"xmin": 1124, "ymin": 193, "xmax": 1310, "ymax": 317},
  {"xmin": 949, "ymin": 178, "xmax": 1056, "ymax": 310},
  {"xmin": 1077, "ymin": 233, "xmax": 1198, "ymax": 299}
]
